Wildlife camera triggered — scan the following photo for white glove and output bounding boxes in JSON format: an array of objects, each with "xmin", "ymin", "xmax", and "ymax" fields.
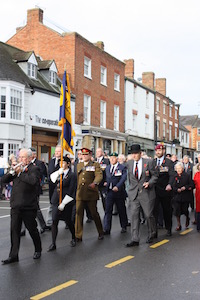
[
  {"xmin": 58, "ymin": 168, "xmax": 64, "ymax": 175},
  {"xmin": 58, "ymin": 195, "xmax": 73, "ymax": 211},
  {"xmin": 50, "ymin": 170, "xmax": 60, "ymax": 183}
]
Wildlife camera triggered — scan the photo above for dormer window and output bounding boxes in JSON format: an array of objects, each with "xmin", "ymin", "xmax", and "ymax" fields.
[
  {"xmin": 50, "ymin": 71, "xmax": 57, "ymax": 85},
  {"xmin": 28, "ymin": 62, "xmax": 36, "ymax": 79}
]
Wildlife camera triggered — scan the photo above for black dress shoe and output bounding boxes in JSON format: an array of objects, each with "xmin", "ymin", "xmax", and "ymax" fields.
[
  {"xmin": 166, "ymin": 229, "xmax": 172, "ymax": 236},
  {"xmin": 47, "ymin": 244, "xmax": 56, "ymax": 252},
  {"xmin": 44, "ymin": 225, "xmax": 51, "ymax": 231},
  {"xmin": 146, "ymin": 237, "xmax": 154, "ymax": 244},
  {"xmin": 2, "ymin": 257, "xmax": 19, "ymax": 265},
  {"xmin": 20, "ymin": 230, "xmax": 26, "ymax": 237},
  {"xmin": 127, "ymin": 222, "xmax": 131, "ymax": 227},
  {"xmin": 33, "ymin": 252, "xmax": 41, "ymax": 259},
  {"xmin": 126, "ymin": 241, "xmax": 139, "ymax": 247},
  {"xmin": 98, "ymin": 234, "xmax": 104, "ymax": 240},
  {"xmin": 121, "ymin": 228, "xmax": 127, "ymax": 233},
  {"xmin": 86, "ymin": 218, "xmax": 92, "ymax": 223},
  {"xmin": 76, "ymin": 237, "xmax": 82, "ymax": 242},
  {"xmin": 70, "ymin": 239, "xmax": 76, "ymax": 247},
  {"xmin": 103, "ymin": 231, "xmax": 110, "ymax": 235}
]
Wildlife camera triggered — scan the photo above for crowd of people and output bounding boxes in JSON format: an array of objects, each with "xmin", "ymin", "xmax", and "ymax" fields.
[{"xmin": 1, "ymin": 143, "xmax": 200, "ymax": 265}]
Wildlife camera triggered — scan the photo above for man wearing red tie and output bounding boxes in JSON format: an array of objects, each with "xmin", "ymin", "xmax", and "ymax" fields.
[{"xmin": 125, "ymin": 144, "xmax": 158, "ymax": 247}]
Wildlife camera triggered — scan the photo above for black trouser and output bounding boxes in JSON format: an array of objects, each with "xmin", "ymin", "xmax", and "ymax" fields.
[
  {"xmin": 154, "ymin": 194, "xmax": 172, "ymax": 231},
  {"xmin": 10, "ymin": 208, "xmax": 42, "ymax": 258},
  {"xmin": 51, "ymin": 202, "xmax": 75, "ymax": 245},
  {"xmin": 104, "ymin": 190, "xmax": 128, "ymax": 232}
]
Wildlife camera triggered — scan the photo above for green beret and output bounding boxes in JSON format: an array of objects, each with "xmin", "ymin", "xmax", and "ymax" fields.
[{"xmin": 110, "ymin": 152, "xmax": 118, "ymax": 157}]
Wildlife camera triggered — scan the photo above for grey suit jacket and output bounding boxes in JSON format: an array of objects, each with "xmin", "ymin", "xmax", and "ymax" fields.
[{"xmin": 126, "ymin": 158, "xmax": 158, "ymax": 201}]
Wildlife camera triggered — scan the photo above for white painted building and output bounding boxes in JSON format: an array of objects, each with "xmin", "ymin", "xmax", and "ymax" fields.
[
  {"xmin": 0, "ymin": 42, "xmax": 80, "ymax": 163},
  {"xmin": 124, "ymin": 77, "xmax": 155, "ymax": 156}
]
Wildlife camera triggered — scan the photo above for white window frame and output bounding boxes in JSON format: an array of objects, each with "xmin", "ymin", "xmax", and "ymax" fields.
[
  {"xmin": 100, "ymin": 101, "xmax": 106, "ymax": 128},
  {"xmin": 28, "ymin": 62, "xmax": 36, "ymax": 79},
  {"xmin": 169, "ymin": 105, "xmax": 172, "ymax": 117},
  {"xmin": 175, "ymin": 127, "xmax": 178, "ymax": 139},
  {"xmin": 84, "ymin": 57, "xmax": 92, "ymax": 79},
  {"xmin": 169, "ymin": 125, "xmax": 172, "ymax": 140},
  {"xmin": 0, "ymin": 143, "xmax": 4, "ymax": 156},
  {"xmin": 163, "ymin": 103, "xmax": 166, "ymax": 115},
  {"xmin": 114, "ymin": 105, "xmax": 119, "ymax": 131},
  {"xmin": 10, "ymin": 89, "xmax": 22, "ymax": 120},
  {"xmin": 163, "ymin": 122, "xmax": 166, "ymax": 138},
  {"xmin": 175, "ymin": 107, "xmax": 178, "ymax": 119},
  {"xmin": 186, "ymin": 133, "xmax": 188, "ymax": 143},
  {"xmin": 114, "ymin": 73, "xmax": 120, "ymax": 91},
  {"xmin": 197, "ymin": 141, "xmax": 200, "ymax": 151},
  {"xmin": 156, "ymin": 99, "xmax": 160, "ymax": 112},
  {"xmin": 100, "ymin": 66, "xmax": 107, "ymax": 86},
  {"xmin": 197, "ymin": 128, "xmax": 200, "ymax": 136},
  {"xmin": 157, "ymin": 120, "xmax": 160, "ymax": 138},
  {"xmin": 83, "ymin": 94, "xmax": 91, "ymax": 125},
  {"xmin": 50, "ymin": 71, "xmax": 57, "ymax": 85},
  {"xmin": 8, "ymin": 143, "xmax": 20, "ymax": 158},
  {"xmin": 0, "ymin": 87, "xmax": 6, "ymax": 118}
]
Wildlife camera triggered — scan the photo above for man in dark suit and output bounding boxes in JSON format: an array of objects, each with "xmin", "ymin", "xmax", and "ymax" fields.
[
  {"xmin": 75, "ymin": 147, "xmax": 104, "ymax": 241},
  {"xmin": 29, "ymin": 148, "xmax": 51, "ymax": 233},
  {"xmin": 126, "ymin": 144, "xmax": 158, "ymax": 247},
  {"xmin": 95, "ymin": 148, "xmax": 110, "ymax": 211},
  {"xmin": 153, "ymin": 144, "xmax": 175, "ymax": 237},
  {"xmin": 183, "ymin": 155, "xmax": 194, "ymax": 210},
  {"xmin": 1, "ymin": 148, "xmax": 42, "ymax": 264},
  {"xmin": 46, "ymin": 145, "xmax": 61, "ymax": 226},
  {"xmin": 103, "ymin": 152, "xmax": 128, "ymax": 234}
]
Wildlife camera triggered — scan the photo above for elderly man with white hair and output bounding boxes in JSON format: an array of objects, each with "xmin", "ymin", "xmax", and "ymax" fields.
[{"xmin": 1, "ymin": 148, "xmax": 42, "ymax": 264}]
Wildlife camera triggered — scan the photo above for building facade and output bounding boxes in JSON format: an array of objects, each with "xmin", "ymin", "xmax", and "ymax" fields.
[
  {"xmin": 124, "ymin": 60, "xmax": 155, "ymax": 157},
  {"xmin": 0, "ymin": 42, "xmax": 74, "ymax": 162},
  {"xmin": 142, "ymin": 72, "xmax": 181, "ymax": 157},
  {"xmin": 7, "ymin": 8, "xmax": 127, "ymax": 155}
]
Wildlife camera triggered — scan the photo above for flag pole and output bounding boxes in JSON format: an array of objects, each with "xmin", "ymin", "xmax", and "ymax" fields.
[{"xmin": 59, "ymin": 120, "xmax": 64, "ymax": 205}]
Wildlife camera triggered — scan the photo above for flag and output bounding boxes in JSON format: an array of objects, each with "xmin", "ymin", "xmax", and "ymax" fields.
[{"xmin": 58, "ymin": 71, "xmax": 75, "ymax": 155}]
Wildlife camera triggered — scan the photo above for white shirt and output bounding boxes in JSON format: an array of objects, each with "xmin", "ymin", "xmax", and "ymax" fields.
[
  {"xmin": 133, "ymin": 158, "xmax": 142, "ymax": 179},
  {"xmin": 157, "ymin": 155, "xmax": 164, "ymax": 166}
]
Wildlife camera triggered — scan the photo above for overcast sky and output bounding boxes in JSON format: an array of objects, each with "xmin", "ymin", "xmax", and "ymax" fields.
[{"xmin": 1, "ymin": 0, "xmax": 199, "ymax": 116}]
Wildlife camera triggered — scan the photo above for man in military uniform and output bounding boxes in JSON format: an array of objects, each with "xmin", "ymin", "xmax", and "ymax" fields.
[
  {"xmin": 153, "ymin": 144, "xmax": 175, "ymax": 237},
  {"xmin": 75, "ymin": 147, "xmax": 104, "ymax": 241}
]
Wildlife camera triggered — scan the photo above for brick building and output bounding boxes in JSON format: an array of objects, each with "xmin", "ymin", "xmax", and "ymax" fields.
[
  {"xmin": 7, "ymin": 8, "xmax": 127, "ymax": 155},
  {"xmin": 142, "ymin": 72, "xmax": 181, "ymax": 157}
]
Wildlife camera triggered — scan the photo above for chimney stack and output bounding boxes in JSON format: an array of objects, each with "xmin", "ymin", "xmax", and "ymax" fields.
[
  {"xmin": 27, "ymin": 8, "xmax": 44, "ymax": 25},
  {"xmin": 124, "ymin": 59, "xmax": 134, "ymax": 79},
  {"xmin": 155, "ymin": 78, "xmax": 166, "ymax": 96},
  {"xmin": 142, "ymin": 72, "xmax": 155, "ymax": 90},
  {"xmin": 94, "ymin": 41, "xmax": 104, "ymax": 51}
]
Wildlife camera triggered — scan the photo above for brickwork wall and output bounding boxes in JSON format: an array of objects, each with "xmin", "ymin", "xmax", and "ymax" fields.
[{"xmin": 7, "ymin": 8, "xmax": 125, "ymax": 131}]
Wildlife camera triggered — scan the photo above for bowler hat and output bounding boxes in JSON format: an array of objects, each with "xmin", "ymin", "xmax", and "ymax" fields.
[
  {"xmin": 131, "ymin": 144, "xmax": 141, "ymax": 154},
  {"xmin": 29, "ymin": 147, "xmax": 36, "ymax": 153}
]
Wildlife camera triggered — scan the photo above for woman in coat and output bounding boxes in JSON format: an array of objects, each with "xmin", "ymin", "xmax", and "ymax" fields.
[
  {"xmin": 193, "ymin": 163, "xmax": 200, "ymax": 232},
  {"xmin": 172, "ymin": 162, "xmax": 194, "ymax": 231},
  {"xmin": 48, "ymin": 156, "xmax": 77, "ymax": 251}
]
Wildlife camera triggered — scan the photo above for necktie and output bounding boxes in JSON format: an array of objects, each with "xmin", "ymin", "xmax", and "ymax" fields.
[
  {"xmin": 157, "ymin": 159, "xmax": 160, "ymax": 166},
  {"xmin": 135, "ymin": 162, "xmax": 138, "ymax": 180},
  {"xmin": 110, "ymin": 165, "xmax": 114, "ymax": 175}
]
